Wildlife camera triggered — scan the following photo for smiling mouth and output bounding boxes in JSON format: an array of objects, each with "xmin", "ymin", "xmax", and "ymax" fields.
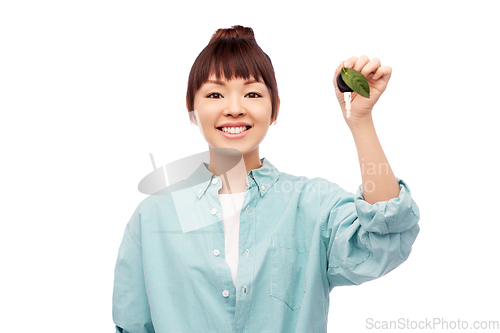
[{"xmin": 216, "ymin": 126, "xmax": 252, "ymax": 134}]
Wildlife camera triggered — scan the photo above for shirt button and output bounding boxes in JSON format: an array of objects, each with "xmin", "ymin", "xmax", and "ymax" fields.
[
  {"xmin": 211, "ymin": 208, "xmax": 217, "ymax": 215},
  {"xmin": 246, "ymin": 205, "xmax": 250, "ymax": 213},
  {"xmin": 261, "ymin": 185, "xmax": 265, "ymax": 191},
  {"xmin": 243, "ymin": 286, "xmax": 247, "ymax": 295},
  {"xmin": 198, "ymin": 188, "xmax": 203, "ymax": 194},
  {"xmin": 212, "ymin": 178, "xmax": 218, "ymax": 185},
  {"xmin": 213, "ymin": 249, "xmax": 220, "ymax": 256},
  {"xmin": 222, "ymin": 290, "xmax": 229, "ymax": 297}
]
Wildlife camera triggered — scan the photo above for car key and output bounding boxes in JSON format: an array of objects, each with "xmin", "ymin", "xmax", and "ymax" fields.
[{"xmin": 344, "ymin": 91, "xmax": 352, "ymax": 119}]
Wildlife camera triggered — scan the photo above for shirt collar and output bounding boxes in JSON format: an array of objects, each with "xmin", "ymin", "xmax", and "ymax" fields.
[{"xmin": 187, "ymin": 157, "xmax": 280, "ymax": 199}]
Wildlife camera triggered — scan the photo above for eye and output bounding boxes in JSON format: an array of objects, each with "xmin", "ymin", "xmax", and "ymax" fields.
[
  {"xmin": 207, "ymin": 92, "xmax": 222, "ymax": 99},
  {"xmin": 246, "ymin": 92, "xmax": 261, "ymax": 98}
]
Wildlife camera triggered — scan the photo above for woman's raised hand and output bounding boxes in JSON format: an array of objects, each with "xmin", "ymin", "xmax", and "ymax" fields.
[{"xmin": 333, "ymin": 55, "xmax": 392, "ymax": 123}]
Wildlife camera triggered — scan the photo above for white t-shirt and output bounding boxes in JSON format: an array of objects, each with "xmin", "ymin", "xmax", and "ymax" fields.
[{"xmin": 218, "ymin": 192, "xmax": 245, "ymax": 290}]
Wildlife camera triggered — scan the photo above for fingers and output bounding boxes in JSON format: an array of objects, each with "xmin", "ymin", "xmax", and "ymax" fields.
[
  {"xmin": 360, "ymin": 57, "xmax": 381, "ymax": 78},
  {"xmin": 353, "ymin": 55, "xmax": 370, "ymax": 72},
  {"xmin": 343, "ymin": 56, "xmax": 359, "ymax": 69},
  {"xmin": 336, "ymin": 56, "xmax": 391, "ymax": 94},
  {"xmin": 343, "ymin": 56, "xmax": 390, "ymax": 80},
  {"xmin": 372, "ymin": 66, "xmax": 392, "ymax": 80},
  {"xmin": 335, "ymin": 60, "xmax": 343, "ymax": 75}
]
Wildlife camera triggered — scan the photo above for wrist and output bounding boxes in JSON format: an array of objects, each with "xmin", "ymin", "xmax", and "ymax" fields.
[{"xmin": 347, "ymin": 113, "xmax": 375, "ymax": 135}]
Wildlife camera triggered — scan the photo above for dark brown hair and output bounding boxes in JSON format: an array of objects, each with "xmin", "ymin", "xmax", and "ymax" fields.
[{"xmin": 186, "ymin": 25, "xmax": 279, "ymax": 124}]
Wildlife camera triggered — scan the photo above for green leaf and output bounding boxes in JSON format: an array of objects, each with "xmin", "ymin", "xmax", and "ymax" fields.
[{"xmin": 340, "ymin": 68, "xmax": 370, "ymax": 98}]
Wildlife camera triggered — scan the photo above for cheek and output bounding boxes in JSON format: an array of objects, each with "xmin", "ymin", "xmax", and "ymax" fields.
[
  {"xmin": 194, "ymin": 97, "xmax": 220, "ymax": 116},
  {"xmin": 193, "ymin": 93, "xmax": 210, "ymax": 112},
  {"xmin": 260, "ymin": 98, "xmax": 273, "ymax": 116},
  {"xmin": 198, "ymin": 116, "xmax": 213, "ymax": 131},
  {"xmin": 255, "ymin": 105, "xmax": 273, "ymax": 123},
  {"xmin": 192, "ymin": 98, "xmax": 203, "ymax": 114}
]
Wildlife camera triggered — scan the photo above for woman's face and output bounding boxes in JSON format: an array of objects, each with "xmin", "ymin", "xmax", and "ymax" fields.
[{"xmin": 192, "ymin": 73, "xmax": 274, "ymax": 157}]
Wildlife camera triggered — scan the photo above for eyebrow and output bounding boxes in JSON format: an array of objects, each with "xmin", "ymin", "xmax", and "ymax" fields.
[{"xmin": 205, "ymin": 79, "xmax": 262, "ymax": 86}]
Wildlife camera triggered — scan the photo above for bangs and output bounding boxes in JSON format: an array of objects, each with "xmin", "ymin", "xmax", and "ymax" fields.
[{"xmin": 194, "ymin": 38, "xmax": 270, "ymax": 90}]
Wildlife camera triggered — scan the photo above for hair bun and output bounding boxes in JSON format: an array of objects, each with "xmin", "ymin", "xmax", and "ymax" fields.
[{"xmin": 209, "ymin": 25, "xmax": 256, "ymax": 43}]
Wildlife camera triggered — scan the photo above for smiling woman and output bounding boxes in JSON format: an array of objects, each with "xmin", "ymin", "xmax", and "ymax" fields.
[
  {"xmin": 185, "ymin": 25, "xmax": 281, "ymax": 182},
  {"xmin": 192, "ymin": 73, "xmax": 275, "ymax": 177},
  {"xmin": 112, "ymin": 25, "xmax": 420, "ymax": 333}
]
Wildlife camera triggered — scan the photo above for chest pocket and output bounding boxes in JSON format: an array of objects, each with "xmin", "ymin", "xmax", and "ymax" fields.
[{"xmin": 270, "ymin": 234, "xmax": 312, "ymax": 310}]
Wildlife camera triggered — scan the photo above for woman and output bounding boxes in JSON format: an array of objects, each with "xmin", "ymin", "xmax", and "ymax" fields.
[{"xmin": 112, "ymin": 25, "xmax": 420, "ymax": 333}]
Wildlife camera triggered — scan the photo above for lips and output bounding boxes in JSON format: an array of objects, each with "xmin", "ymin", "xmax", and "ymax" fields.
[{"xmin": 216, "ymin": 121, "xmax": 252, "ymax": 128}]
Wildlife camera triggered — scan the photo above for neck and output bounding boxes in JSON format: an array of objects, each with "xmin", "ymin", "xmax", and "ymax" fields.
[{"xmin": 207, "ymin": 146, "xmax": 263, "ymax": 194}]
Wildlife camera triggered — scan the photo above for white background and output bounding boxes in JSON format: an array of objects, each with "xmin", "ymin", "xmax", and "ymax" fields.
[{"xmin": 2, "ymin": 0, "xmax": 499, "ymax": 332}]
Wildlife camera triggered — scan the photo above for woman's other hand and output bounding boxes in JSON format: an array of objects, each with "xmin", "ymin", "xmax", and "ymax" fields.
[{"xmin": 333, "ymin": 55, "xmax": 392, "ymax": 124}]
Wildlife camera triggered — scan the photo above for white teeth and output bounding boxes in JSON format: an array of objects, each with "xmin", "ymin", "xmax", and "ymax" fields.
[{"xmin": 221, "ymin": 126, "xmax": 248, "ymax": 134}]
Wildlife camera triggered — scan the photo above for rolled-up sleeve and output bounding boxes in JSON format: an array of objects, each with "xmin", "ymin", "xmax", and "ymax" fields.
[
  {"xmin": 112, "ymin": 205, "xmax": 155, "ymax": 333},
  {"xmin": 323, "ymin": 178, "xmax": 420, "ymax": 290}
]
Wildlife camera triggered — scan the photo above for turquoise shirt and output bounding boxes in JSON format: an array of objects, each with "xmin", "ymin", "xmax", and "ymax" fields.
[{"xmin": 112, "ymin": 157, "xmax": 420, "ymax": 333}]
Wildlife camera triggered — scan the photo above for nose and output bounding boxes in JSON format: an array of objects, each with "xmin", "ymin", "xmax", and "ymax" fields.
[{"xmin": 224, "ymin": 97, "xmax": 246, "ymax": 117}]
